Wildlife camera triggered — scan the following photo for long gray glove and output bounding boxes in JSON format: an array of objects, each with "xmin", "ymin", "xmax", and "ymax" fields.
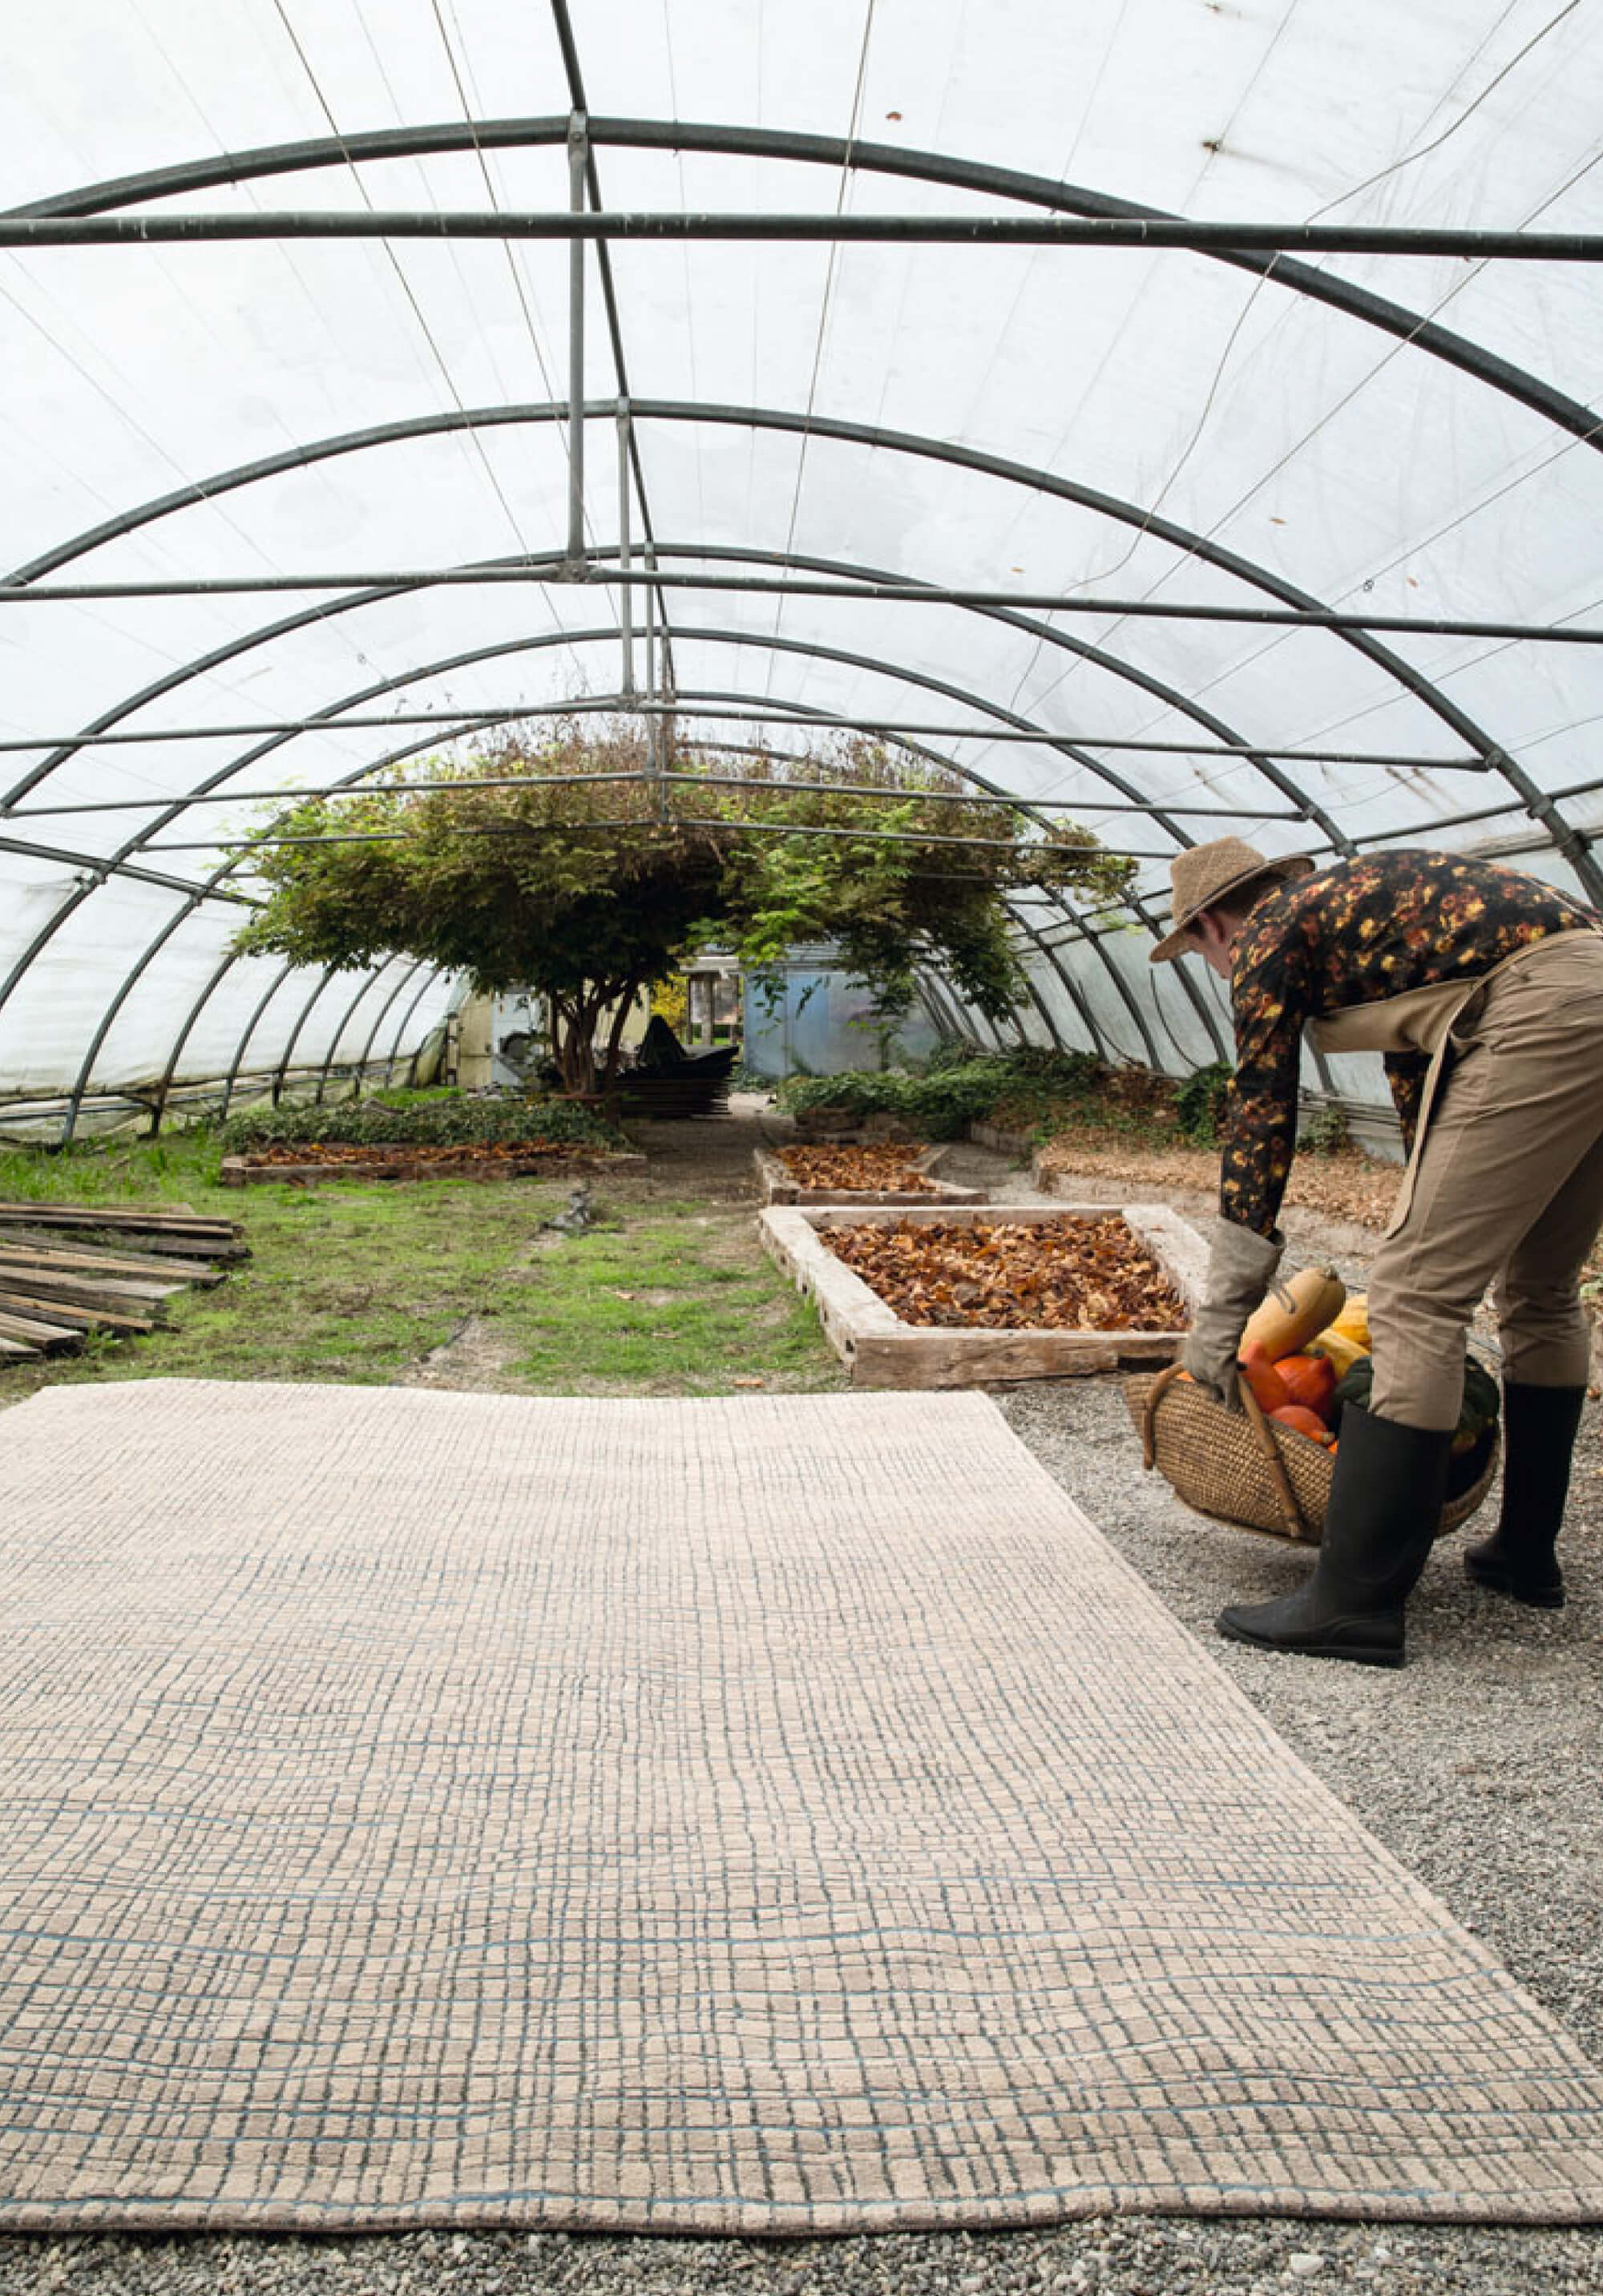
[{"xmin": 1181, "ymin": 1218, "xmax": 1285, "ymax": 1407}]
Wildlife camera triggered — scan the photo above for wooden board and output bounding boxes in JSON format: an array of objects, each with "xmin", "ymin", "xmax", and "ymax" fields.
[
  {"xmin": 0, "ymin": 1289, "xmax": 155, "ymax": 1336},
  {"xmin": 0, "ymin": 1308, "xmax": 83, "ymax": 1353},
  {"xmin": 220, "ymin": 1149, "xmax": 647, "ymax": 1188},
  {"xmin": 0, "ymin": 1203, "xmax": 242, "ymax": 1371},
  {"xmin": 752, "ymin": 1144, "xmax": 987, "ymax": 1209},
  {"xmin": 0, "ymin": 1201, "xmax": 240, "ymax": 1238},
  {"xmin": 0, "ymin": 1257, "xmax": 180, "ymax": 1303},
  {"xmin": 758, "ymin": 1201, "xmax": 1208, "ymax": 1390},
  {"xmin": 0, "ymin": 1240, "xmax": 224, "ymax": 1286}
]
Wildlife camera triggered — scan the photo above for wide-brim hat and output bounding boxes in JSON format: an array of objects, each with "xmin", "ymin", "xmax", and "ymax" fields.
[{"xmin": 1149, "ymin": 837, "xmax": 1316, "ymax": 963}]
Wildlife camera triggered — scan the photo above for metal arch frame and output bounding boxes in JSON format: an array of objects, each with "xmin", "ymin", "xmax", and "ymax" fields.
[
  {"xmin": 10, "ymin": 393, "xmax": 1587, "ymax": 904},
  {"xmin": 147, "ymin": 938, "xmax": 434, "ymax": 1128},
  {"xmin": 543, "ymin": 6, "xmax": 680, "ymax": 697},
  {"xmin": 338, "ymin": 960, "xmax": 430, "ymax": 1098},
  {"xmin": 60, "ymin": 608, "xmax": 1185, "ymax": 1140},
  {"xmin": 15, "ymin": 435, "xmax": 1589, "ymax": 1116},
  {"xmin": 216, "ymin": 964, "xmax": 327, "ymax": 1124},
  {"xmin": 372, "ymin": 959, "xmax": 443, "ymax": 1083},
  {"xmin": 25, "ymin": 470, "xmax": 1343, "ymax": 1127},
  {"xmin": 309, "ymin": 957, "xmax": 423, "ymax": 1105},
  {"xmin": 149, "ymin": 940, "xmax": 267, "ymax": 1131},
  {"xmin": 83, "ymin": 627, "xmax": 1149, "ymax": 1138},
  {"xmin": 381, "ymin": 966, "xmax": 451, "ymax": 1087},
  {"xmin": 14, "ymin": 113, "xmax": 1602, "ymax": 463},
  {"xmin": 271, "ymin": 966, "xmax": 364, "ymax": 1110}
]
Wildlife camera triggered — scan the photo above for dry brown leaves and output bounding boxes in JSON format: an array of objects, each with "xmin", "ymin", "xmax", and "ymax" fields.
[
  {"xmin": 247, "ymin": 1141, "xmax": 596, "ymax": 1171},
  {"xmin": 1033, "ymin": 1132, "xmax": 1405, "ymax": 1228},
  {"xmin": 822, "ymin": 1214, "xmax": 1190, "ymax": 1330},
  {"xmin": 776, "ymin": 1142, "xmax": 937, "ymax": 1192}
]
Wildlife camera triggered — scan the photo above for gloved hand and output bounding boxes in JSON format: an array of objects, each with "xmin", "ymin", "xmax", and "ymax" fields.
[{"xmin": 1181, "ymin": 1218, "xmax": 1285, "ymax": 1407}]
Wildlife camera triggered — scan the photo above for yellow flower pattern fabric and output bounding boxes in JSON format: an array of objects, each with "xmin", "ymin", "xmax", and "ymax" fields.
[{"xmin": 1220, "ymin": 850, "xmax": 1595, "ymax": 1237}]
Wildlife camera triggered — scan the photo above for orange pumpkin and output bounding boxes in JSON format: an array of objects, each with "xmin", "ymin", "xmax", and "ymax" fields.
[
  {"xmin": 1270, "ymin": 1402, "xmax": 1335, "ymax": 1445},
  {"xmin": 1273, "ymin": 1351, "xmax": 1338, "ymax": 1424},
  {"xmin": 1237, "ymin": 1341, "xmax": 1289, "ymax": 1414}
]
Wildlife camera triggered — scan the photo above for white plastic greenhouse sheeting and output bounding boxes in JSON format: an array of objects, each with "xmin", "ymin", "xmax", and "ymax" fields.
[{"xmin": 1, "ymin": 0, "xmax": 1601, "ymax": 1125}]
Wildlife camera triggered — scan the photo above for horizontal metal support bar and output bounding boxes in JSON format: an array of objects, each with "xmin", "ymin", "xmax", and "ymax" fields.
[
  {"xmin": 4, "ymin": 564, "xmax": 1595, "ymax": 645},
  {"xmin": 0, "ymin": 699, "xmax": 1491, "ymax": 770},
  {"xmin": 2, "ymin": 210, "xmax": 1598, "ymax": 258},
  {"xmin": 1350, "ymin": 796, "xmax": 1532, "ymax": 845},
  {"xmin": 0, "ymin": 829, "xmax": 256, "ymax": 906},
  {"xmin": 672, "ymin": 749, "xmax": 1304, "ymax": 820},
  {"xmin": 2, "ymin": 767, "xmax": 1291, "ymax": 825},
  {"xmin": 5, "ymin": 769, "xmax": 648, "ymax": 818},
  {"xmin": 147, "ymin": 812, "xmax": 1173, "ymax": 858}
]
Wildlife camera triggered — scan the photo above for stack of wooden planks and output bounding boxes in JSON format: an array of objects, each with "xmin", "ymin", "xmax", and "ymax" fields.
[{"xmin": 0, "ymin": 1201, "xmax": 247, "ymax": 1363}]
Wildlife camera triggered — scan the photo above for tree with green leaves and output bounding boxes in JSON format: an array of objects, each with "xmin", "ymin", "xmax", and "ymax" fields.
[{"xmin": 231, "ymin": 722, "xmax": 1134, "ymax": 1093}]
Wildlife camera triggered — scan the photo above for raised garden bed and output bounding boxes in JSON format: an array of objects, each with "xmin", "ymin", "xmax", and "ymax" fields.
[
  {"xmin": 753, "ymin": 1138, "xmax": 985, "ymax": 1207},
  {"xmin": 221, "ymin": 1141, "xmax": 647, "ymax": 1188},
  {"xmin": 758, "ymin": 1202, "xmax": 1206, "ymax": 1387}
]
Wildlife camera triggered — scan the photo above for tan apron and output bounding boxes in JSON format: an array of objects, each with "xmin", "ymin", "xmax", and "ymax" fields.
[{"xmin": 1309, "ymin": 932, "xmax": 1597, "ymax": 1238}]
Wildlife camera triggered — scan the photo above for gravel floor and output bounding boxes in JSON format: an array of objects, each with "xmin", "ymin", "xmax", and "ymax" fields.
[{"xmin": 4, "ymin": 1117, "xmax": 1601, "ymax": 2293}]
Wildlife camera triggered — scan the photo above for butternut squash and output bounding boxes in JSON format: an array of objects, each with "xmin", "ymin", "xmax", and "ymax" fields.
[{"xmin": 1242, "ymin": 1263, "xmax": 1346, "ymax": 1362}]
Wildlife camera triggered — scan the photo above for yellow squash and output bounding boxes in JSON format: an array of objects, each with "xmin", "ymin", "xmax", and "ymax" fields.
[{"xmin": 1306, "ymin": 1326, "xmax": 1369, "ymax": 1379}]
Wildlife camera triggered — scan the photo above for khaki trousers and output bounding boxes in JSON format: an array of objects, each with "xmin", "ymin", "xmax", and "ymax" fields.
[{"xmin": 1368, "ymin": 930, "xmax": 1603, "ymax": 1430}]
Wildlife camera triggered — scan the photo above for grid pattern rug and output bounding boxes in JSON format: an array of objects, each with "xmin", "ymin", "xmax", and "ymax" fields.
[{"xmin": 2, "ymin": 1377, "xmax": 1602, "ymax": 2233}]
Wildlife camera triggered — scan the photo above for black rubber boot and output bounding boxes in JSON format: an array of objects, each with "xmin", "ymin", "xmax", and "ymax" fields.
[
  {"xmin": 1216, "ymin": 1402, "xmax": 1451, "ymax": 1668},
  {"xmin": 1464, "ymin": 1382, "xmax": 1585, "ymax": 1609}
]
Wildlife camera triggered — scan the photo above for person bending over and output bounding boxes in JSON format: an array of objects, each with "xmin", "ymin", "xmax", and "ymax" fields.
[{"xmin": 1153, "ymin": 837, "xmax": 1603, "ymax": 1668}]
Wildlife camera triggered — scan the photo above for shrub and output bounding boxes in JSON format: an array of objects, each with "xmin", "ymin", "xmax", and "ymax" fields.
[
  {"xmin": 1298, "ymin": 1104, "xmax": 1350, "ymax": 1157},
  {"xmin": 779, "ymin": 1049, "xmax": 1104, "ymax": 1140},
  {"xmin": 1174, "ymin": 1061, "xmax": 1234, "ymax": 1144},
  {"xmin": 221, "ymin": 1092, "xmax": 624, "ymax": 1154}
]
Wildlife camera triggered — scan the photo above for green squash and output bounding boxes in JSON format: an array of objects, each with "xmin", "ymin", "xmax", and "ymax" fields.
[{"xmin": 1330, "ymin": 1353, "xmax": 1500, "ymax": 1456}]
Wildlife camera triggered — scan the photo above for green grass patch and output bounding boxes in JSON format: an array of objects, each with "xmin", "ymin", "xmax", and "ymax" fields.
[
  {"xmin": 0, "ymin": 1135, "xmax": 843, "ymax": 1403},
  {"xmin": 503, "ymin": 1204, "xmax": 835, "ymax": 1392}
]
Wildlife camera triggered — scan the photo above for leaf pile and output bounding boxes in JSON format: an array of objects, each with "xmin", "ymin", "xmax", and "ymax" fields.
[
  {"xmin": 822, "ymin": 1214, "xmax": 1191, "ymax": 1330},
  {"xmin": 776, "ymin": 1143, "xmax": 938, "ymax": 1192},
  {"xmin": 240, "ymin": 1140, "xmax": 605, "ymax": 1172}
]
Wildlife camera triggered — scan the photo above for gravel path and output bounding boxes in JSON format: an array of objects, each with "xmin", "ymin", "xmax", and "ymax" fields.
[{"xmin": 4, "ymin": 1116, "xmax": 1601, "ymax": 2293}]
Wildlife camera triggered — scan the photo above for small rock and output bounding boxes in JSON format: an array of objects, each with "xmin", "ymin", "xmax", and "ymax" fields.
[{"xmin": 1287, "ymin": 2256, "xmax": 1326, "ymax": 2279}]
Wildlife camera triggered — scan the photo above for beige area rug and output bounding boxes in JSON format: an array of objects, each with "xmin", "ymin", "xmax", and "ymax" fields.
[{"xmin": 2, "ymin": 1378, "xmax": 1602, "ymax": 2235}]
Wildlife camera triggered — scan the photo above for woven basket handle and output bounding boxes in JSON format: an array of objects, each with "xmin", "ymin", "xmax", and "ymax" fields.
[
  {"xmin": 1140, "ymin": 1360, "xmax": 1187, "ymax": 1469},
  {"xmin": 1235, "ymin": 1371, "xmax": 1311, "ymax": 1541},
  {"xmin": 1141, "ymin": 1359, "xmax": 1311, "ymax": 1542}
]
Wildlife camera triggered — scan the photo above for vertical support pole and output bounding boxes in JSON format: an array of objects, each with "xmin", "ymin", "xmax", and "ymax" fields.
[
  {"xmin": 644, "ymin": 543, "xmax": 665, "ymax": 818},
  {"xmin": 566, "ymin": 111, "xmax": 587, "ymax": 571},
  {"xmin": 617, "ymin": 399, "xmax": 635, "ymax": 696}
]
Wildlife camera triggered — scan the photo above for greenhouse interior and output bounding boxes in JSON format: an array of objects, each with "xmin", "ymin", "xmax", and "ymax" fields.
[
  {"xmin": 3, "ymin": 0, "xmax": 1601, "ymax": 1133},
  {"xmin": 3, "ymin": 0, "xmax": 1603, "ymax": 2281}
]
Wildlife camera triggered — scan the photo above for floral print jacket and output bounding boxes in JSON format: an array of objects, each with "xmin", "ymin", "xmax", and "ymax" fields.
[{"xmin": 1220, "ymin": 849, "xmax": 1595, "ymax": 1237}]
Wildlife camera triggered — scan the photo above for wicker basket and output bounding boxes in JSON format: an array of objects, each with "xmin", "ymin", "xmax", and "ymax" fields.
[{"xmin": 1124, "ymin": 1362, "xmax": 1499, "ymax": 1545}]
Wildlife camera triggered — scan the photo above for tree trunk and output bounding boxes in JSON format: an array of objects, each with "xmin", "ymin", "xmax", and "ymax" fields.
[
  {"xmin": 597, "ymin": 979, "xmax": 641, "ymax": 1088},
  {"xmin": 551, "ymin": 999, "xmax": 596, "ymax": 1096}
]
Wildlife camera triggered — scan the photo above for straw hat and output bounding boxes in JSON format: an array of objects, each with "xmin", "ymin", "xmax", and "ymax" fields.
[{"xmin": 1149, "ymin": 837, "xmax": 1315, "ymax": 963}]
